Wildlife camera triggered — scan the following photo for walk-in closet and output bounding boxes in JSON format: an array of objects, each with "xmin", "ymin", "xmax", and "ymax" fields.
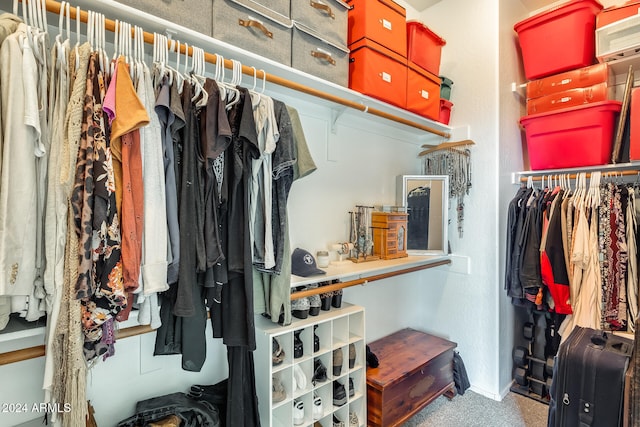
[{"xmin": 1, "ymin": 0, "xmax": 639, "ymax": 426}]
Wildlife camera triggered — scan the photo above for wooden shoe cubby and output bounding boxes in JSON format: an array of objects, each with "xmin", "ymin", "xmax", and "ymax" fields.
[{"xmin": 255, "ymin": 303, "xmax": 366, "ymax": 427}]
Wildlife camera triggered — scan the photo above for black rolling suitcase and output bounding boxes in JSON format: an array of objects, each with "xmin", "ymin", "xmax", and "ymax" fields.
[{"xmin": 548, "ymin": 326, "xmax": 633, "ymax": 427}]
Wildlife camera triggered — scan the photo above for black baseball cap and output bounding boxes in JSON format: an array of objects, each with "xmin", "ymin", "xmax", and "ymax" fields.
[{"xmin": 291, "ymin": 248, "xmax": 326, "ymax": 277}]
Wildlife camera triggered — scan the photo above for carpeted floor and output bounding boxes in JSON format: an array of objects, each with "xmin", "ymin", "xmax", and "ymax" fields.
[{"xmin": 402, "ymin": 391, "xmax": 549, "ymax": 427}]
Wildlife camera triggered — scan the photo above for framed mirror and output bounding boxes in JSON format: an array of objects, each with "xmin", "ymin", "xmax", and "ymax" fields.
[{"xmin": 396, "ymin": 175, "xmax": 449, "ymax": 255}]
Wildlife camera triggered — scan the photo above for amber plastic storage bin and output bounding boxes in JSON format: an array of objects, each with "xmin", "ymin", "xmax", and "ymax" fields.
[
  {"xmin": 406, "ymin": 21, "xmax": 446, "ymax": 76},
  {"xmin": 347, "ymin": 0, "xmax": 407, "ymax": 57},
  {"xmin": 526, "ymin": 82, "xmax": 613, "ymax": 115},
  {"xmin": 513, "ymin": 0, "xmax": 603, "ymax": 80},
  {"xmin": 525, "ymin": 63, "xmax": 611, "ymax": 100}
]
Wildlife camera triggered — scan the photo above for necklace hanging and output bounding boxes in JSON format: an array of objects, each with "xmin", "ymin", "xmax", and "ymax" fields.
[{"xmin": 421, "ymin": 146, "xmax": 472, "ymax": 238}]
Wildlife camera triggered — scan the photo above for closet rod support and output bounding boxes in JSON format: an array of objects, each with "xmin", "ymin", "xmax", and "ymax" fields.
[{"xmin": 290, "ymin": 259, "xmax": 452, "ymax": 300}]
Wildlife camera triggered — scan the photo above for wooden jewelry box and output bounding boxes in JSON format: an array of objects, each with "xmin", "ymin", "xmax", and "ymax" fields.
[{"xmin": 371, "ymin": 211, "xmax": 409, "ymax": 259}]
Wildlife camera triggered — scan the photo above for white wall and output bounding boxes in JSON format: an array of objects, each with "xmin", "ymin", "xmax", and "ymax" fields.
[{"xmin": 405, "ymin": 0, "xmax": 504, "ymax": 398}]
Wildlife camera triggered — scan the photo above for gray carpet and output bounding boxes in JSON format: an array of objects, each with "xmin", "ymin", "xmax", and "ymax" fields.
[{"xmin": 402, "ymin": 391, "xmax": 549, "ymax": 427}]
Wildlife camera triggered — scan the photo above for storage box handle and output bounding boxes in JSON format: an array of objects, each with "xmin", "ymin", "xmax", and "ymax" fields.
[
  {"xmin": 310, "ymin": 0, "xmax": 335, "ymax": 19},
  {"xmin": 238, "ymin": 18, "xmax": 273, "ymax": 38},
  {"xmin": 311, "ymin": 49, "xmax": 336, "ymax": 65}
]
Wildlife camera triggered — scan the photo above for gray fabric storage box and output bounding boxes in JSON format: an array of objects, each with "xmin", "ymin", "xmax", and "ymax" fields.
[
  {"xmin": 213, "ymin": 0, "xmax": 293, "ymax": 66},
  {"xmin": 291, "ymin": 0, "xmax": 350, "ymax": 47},
  {"xmin": 291, "ymin": 22, "xmax": 349, "ymax": 86},
  {"xmin": 115, "ymin": 0, "xmax": 213, "ymax": 36}
]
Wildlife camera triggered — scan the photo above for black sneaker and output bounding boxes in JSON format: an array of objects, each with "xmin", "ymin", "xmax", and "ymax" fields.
[
  {"xmin": 333, "ymin": 380, "xmax": 347, "ymax": 407},
  {"xmin": 312, "ymin": 359, "xmax": 327, "ymax": 385},
  {"xmin": 349, "ymin": 377, "xmax": 355, "ymax": 397}
]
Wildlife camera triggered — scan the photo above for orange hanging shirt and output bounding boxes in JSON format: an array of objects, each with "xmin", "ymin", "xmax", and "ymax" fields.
[{"xmin": 109, "ymin": 57, "xmax": 149, "ymax": 317}]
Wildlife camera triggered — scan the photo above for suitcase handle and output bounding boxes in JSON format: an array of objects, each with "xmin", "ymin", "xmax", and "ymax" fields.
[
  {"xmin": 238, "ymin": 18, "xmax": 273, "ymax": 38},
  {"xmin": 310, "ymin": 1, "xmax": 335, "ymax": 19},
  {"xmin": 311, "ymin": 50, "xmax": 336, "ymax": 66},
  {"xmin": 590, "ymin": 333, "xmax": 607, "ymax": 347}
]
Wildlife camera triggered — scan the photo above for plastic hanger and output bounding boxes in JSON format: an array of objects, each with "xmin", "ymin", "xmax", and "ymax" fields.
[
  {"xmin": 37, "ymin": 0, "xmax": 45, "ymax": 32},
  {"xmin": 54, "ymin": 2, "xmax": 66, "ymax": 54},
  {"xmin": 188, "ymin": 46, "xmax": 207, "ymax": 106},
  {"xmin": 174, "ymin": 40, "xmax": 184, "ymax": 93},
  {"xmin": 225, "ymin": 59, "xmax": 242, "ymax": 109},
  {"xmin": 213, "ymin": 54, "xmax": 227, "ymax": 100},
  {"xmin": 101, "ymin": 14, "xmax": 109, "ymax": 74},
  {"xmin": 73, "ymin": 6, "xmax": 80, "ymax": 70},
  {"xmin": 248, "ymin": 66, "xmax": 261, "ymax": 105},
  {"xmin": 86, "ymin": 10, "xmax": 93, "ymax": 50},
  {"xmin": 259, "ymin": 69, "xmax": 266, "ymax": 94}
]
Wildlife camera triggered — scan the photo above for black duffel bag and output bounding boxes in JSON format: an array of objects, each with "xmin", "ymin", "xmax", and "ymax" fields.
[{"xmin": 116, "ymin": 392, "xmax": 220, "ymax": 427}]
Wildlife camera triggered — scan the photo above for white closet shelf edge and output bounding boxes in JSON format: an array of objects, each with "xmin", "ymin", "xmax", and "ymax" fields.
[{"xmin": 30, "ymin": 0, "xmax": 452, "ymax": 141}]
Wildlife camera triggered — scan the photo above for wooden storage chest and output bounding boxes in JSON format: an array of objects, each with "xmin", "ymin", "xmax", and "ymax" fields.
[
  {"xmin": 371, "ymin": 211, "xmax": 408, "ymax": 260},
  {"xmin": 366, "ymin": 328, "xmax": 457, "ymax": 427}
]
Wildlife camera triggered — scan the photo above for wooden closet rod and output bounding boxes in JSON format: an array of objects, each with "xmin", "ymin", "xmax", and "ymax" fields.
[
  {"xmin": 290, "ymin": 259, "xmax": 452, "ymax": 300},
  {"xmin": 0, "ymin": 260, "xmax": 451, "ymax": 365},
  {"xmin": 39, "ymin": 0, "xmax": 450, "ymax": 139},
  {"xmin": 518, "ymin": 169, "xmax": 640, "ymax": 182},
  {"xmin": 0, "ymin": 324, "xmax": 154, "ymax": 366}
]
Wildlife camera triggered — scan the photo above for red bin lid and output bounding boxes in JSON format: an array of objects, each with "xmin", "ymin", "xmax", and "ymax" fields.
[
  {"xmin": 514, "ymin": 0, "xmax": 603, "ymax": 34},
  {"xmin": 407, "ymin": 20, "xmax": 446, "ymax": 46}
]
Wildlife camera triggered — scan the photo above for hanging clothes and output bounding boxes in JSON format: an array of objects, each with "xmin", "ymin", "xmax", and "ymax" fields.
[
  {"xmin": 49, "ymin": 41, "xmax": 94, "ymax": 427},
  {"xmin": 0, "ymin": 21, "xmax": 48, "ymax": 322},
  {"xmin": 42, "ymin": 23, "xmax": 71, "ymax": 412},
  {"xmin": 540, "ymin": 188, "xmax": 572, "ymax": 315},
  {"xmin": 71, "ymin": 52, "xmax": 127, "ymax": 362},
  {"xmin": 253, "ymin": 101, "xmax": 313, "ymax": 326},
  {"xmin": 506, "ymin": 174, "xmax": 639, "ymax": 343},
  {"xmin": 0, "ymin": 11, "xmax": 23, "ymax": 332}
]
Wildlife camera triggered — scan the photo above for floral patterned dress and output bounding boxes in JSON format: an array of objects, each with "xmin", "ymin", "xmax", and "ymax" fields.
[{"xmin": 71, "ymin": 52, "xmax": 126, "ymax": 363}]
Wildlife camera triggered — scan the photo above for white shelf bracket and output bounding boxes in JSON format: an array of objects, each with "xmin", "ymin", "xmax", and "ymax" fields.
[
  {"xmin": 511, "ymin": 82, "xmax": 527, "ymax": 103},
  {"xmin": 331, "ymin": 106, "xmax": 348, "ymax": 134}
]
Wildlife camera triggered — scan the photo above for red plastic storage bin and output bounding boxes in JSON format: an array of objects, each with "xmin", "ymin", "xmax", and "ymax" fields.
[
  {"xmin": 520, "ymin": 100, "xmax": 621, "ymax": 170},
  {"xmin": 514, "ymin": 0, "xmax": 603, "ymax": 80},
  {"xmin": 630, "ymin": 87, "xmax": 640, "ymax": 161},
  {"xmin": 406, "ymin": 21, "xmax": 446, "ymax": 75},
  {"xmin": 439, "ymin": 99, "xmax": 452, "ymax": 125}
]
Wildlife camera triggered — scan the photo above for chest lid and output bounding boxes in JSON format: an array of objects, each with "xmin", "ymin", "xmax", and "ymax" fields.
[{"xmin": 367, "ymin": 328, "xmax": 457, "ymax": 388}]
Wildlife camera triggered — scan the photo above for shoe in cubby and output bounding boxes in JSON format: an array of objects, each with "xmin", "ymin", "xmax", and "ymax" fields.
[{"xmin": 332, "ymin": 380, "xmax": 347, "ymax": 407}]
